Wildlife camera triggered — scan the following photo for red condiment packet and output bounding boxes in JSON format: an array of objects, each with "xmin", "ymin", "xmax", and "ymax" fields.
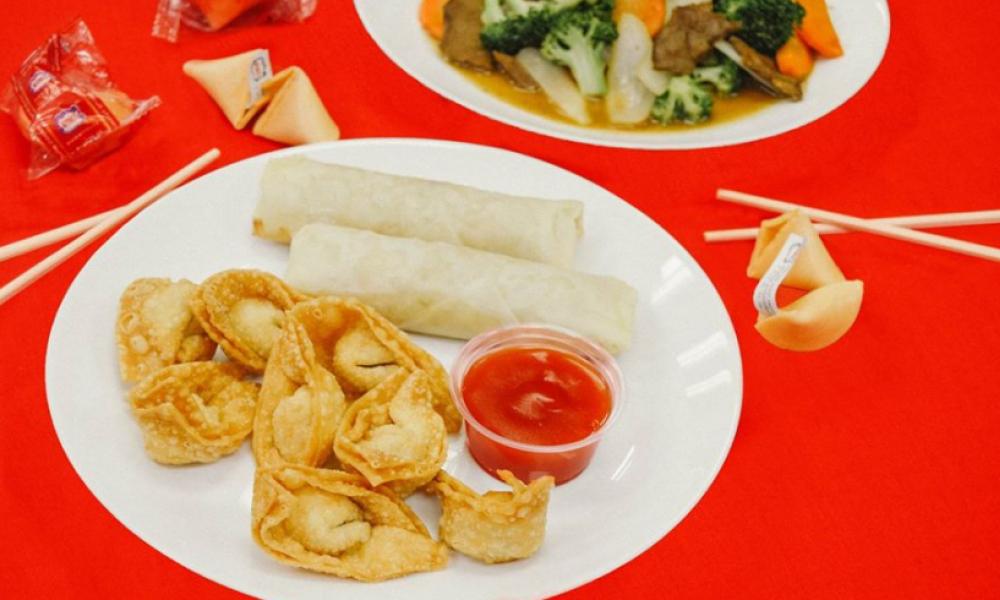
[
  {"xmin": 0, "ymin": 19, "xmax": 160, "ymax": 180},
  {"xmin": 152, "ymin": 0, "xmax": 318, "ymax": 42}
]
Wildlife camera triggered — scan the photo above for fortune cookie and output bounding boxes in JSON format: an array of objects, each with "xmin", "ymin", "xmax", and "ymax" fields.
[
  {"xmin": 183, "ymin": 49, "xmax": 276, "ymax": 129},
  {"xmin": 755, "ymin": 280, "xmax": 864, "ymax": 351},
  {"xmin": 747, "ymin": 211, "xmax": 845, "ymax": 290},
  {"xmin": 252, "ymin": 66, "xmax": 340, "ymax": 145},
  {"xmin": 749, "ymin": 211, "xmax": 863, "ymax": 351},
  {"xmin": 189, "ymin": 0, "xmax": 264, "ymax": 31}
]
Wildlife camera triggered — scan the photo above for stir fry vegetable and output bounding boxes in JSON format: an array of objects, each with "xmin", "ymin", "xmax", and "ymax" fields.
[
  {"xmin": 430, "ymin": 0, "xmax": 844, "ymax": 128},
  {"xmin": 651, "ymin": 74, "xmax": 713, "ymax": 123},
  {"xmin": 712, "ymin": 0, "xmax": 805, "ymax": 55},
  {"xmin": 420, "ymin": 0, "xmax": 449, "ymax": 39},
  {"xmin": 796, "ymin": 0, "xmax": 842, "ymax": 58},
  {"xmin": 540, "ymin": 0, "xmax": 618, "ymax": 96},
  {"xmin": 613, "ymin": 0, "xmax": 666, "ymax": 36},
  {"xmin": 776, "ymin": 33, "xmax": 813, "ymax": 79},
  {"xmin": 481, "ymin": 0, "xmax": 586, "ymax": 54}
]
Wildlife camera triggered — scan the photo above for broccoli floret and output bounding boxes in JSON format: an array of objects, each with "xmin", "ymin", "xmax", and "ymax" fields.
[
  {"xmin": 713, "ymin": 0, "xmax": 806, "ymax": 55},
  {"xmin": 480, "ymin": 0, "xmax": 586, "ymax": 55},
  {"xmin": 693, "ymin": 56, "xmax": 743, "ymax": 95},
  {"xmin": 540, "ymin": 1, "xmax": 617, "ymax": 96},
  {"xmin": 481, "ymin": 14, "xmax": 551, "ymax": 54},
  {"xmin": 651, "ymin": 76, "xmax": 714, "ymax": 124}
]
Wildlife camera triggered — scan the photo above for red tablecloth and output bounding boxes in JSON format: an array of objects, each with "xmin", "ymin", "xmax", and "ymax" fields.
[{"xmin": 2, "ymin": 2, "xmax": 998, "ymax": 598}]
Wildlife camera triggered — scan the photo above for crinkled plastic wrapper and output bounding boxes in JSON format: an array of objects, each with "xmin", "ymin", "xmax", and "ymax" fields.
[
  {"xmin": 0, "ymin": 19, "xmax": 159, "ymax": 180},
  {"xmin": 153, "ymin": 0, "xmax": 318, "ymax": 42}
]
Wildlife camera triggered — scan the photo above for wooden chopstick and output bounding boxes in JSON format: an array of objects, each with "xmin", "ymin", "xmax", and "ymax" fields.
[
  {"xmin": 0, "ymin": 207, "xmax": 120, "ymax": 262},
  {"xmin": 716, "ymin": 189, "xmax": 1000, "ymax": 263},
  {"xmin": 0, "ymin": 149, "xmax": 221, "ymax": 307},
  {"xmin": 704, "ymin": 209, "xmax": 1000, "ymax": 242}
]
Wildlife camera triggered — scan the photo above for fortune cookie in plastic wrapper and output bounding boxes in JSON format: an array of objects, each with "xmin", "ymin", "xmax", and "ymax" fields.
[
  {"xmin": 153, "ymin": 0, "xmax": 317, "ymax": 42},
  {"xmin": 1, "ymin": 18, "xmax": 159, "ymax": 179},
  {"xmin": 189, "ymin": 0, "xmax": 265, "ymax": 30}
]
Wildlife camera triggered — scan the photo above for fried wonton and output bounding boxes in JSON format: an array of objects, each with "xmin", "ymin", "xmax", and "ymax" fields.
[
  {"xmin": 253, "ymin": 315, "xmax": 347, "ymax": 469},
  {"xmin": 190, "ymin": 269, "xmax": 308, "ymax": 372},
  {"xmin": 288, "ymin": 297, "xmax": 461, "ymax": 432},
  {"xmin": 251, "ymin": 466, "xmax": 448, "ymax": 581},
  {"xmin": 116, "ymin": 278, "xmax": 216, "ymax": 383},
  {"xmin": 334, "ymin": 370, "xmax": 447, "ymax": 497},
  {"xmin": 428, "ymin": 470, "xmax": 554, "ymax": 564},
  {"xmin": 128, "ymin": 361, "xmax": 258, "ymax": 464}
]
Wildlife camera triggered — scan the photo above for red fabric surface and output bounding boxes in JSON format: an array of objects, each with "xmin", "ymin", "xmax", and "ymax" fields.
[{"xmin": 1, "ymin": 2, "xmax": 998, "ymax": 598}]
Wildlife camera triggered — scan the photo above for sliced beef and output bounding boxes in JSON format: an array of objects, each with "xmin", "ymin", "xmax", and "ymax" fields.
[
  {"xmin": 493, "ymin": 52, "xmax": 538, "ymax": 90},
  {"xmin": 729, "ymin": 37, "xmax": 802, "ymax": 100},
  {"xmin": 441, "ymin": 0, "xmax": 494, "ymax": 72},
  {"xmin": 653, "ymin": 4, "xmax": 741, "ymax": 74}
]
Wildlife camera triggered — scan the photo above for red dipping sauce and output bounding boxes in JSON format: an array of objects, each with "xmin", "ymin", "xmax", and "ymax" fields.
[
  {"xmin": 463, "ymin": 347, "xmax": 612, "ymax": 445},
  {"xmin": 452, "ymin": 325, "xmax": 624, "ymax": 484}
]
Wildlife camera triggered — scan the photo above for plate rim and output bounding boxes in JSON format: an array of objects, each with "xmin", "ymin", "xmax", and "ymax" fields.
[
  {"xmin": 353, "ymin": 0, "xmax": 891, "ymax": 150},
  {"xmin": 44, "ymin": 137, "xmax": 744, "ymax": 599}
]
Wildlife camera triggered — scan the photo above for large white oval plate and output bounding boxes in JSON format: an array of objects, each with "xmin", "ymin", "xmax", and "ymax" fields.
[
  {"xmin": 355, "ymin": 0, "xmax": 890, "ymax": 149},
  {"xmin": 46, "ymin": 139, "xmax": 742, "ymax": 599}
]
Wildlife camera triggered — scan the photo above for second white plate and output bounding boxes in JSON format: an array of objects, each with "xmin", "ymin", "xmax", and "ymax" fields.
[
  {"xmin": 355, "ymin": 0, "xmax": 890, "ymax": 149},
  {"xmin": 46, "ymin": 139, "xmax": 742, "ymax": 599}
]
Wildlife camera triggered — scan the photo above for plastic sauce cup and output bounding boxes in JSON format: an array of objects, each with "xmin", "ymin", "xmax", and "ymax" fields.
[{"xmin": 451, "ymin": 324, "xmax": 625, "ymax": 484}]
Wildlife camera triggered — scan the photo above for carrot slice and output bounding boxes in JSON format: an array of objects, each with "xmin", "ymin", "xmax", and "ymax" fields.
[
  {"xmin": 420, "ymin": 0, "xmax": 448, "ymax": 40},
  {"xmin": 613, "ymin": 0, "xmax": 666, "ymax": 37},
  {"xmin": 797, "ymin": 0, "xmax": 843, "ymax": 58},
  {"xmin": 776, "ymin": 33, "xmax": 814, "ymax": 79}
]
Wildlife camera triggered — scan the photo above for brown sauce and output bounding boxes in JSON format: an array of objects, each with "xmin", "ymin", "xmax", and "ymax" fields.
[{"xmin": 460, "ymin": 65, "xmax": 778, "ymax": 131}]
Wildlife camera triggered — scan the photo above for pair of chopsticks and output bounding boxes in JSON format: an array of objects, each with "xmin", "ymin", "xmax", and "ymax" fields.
[
  {"xmin": 0, "ymin": 149, "xmax": 221, "ymax": 307},
  {"xmin": 706, "ymin": 189, "xmax": 1000, "ymax": 263}
]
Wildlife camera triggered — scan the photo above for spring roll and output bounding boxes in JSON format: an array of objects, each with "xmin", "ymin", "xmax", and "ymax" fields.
[
  {"xmin": 286, "ymin": 224, "xmax": 637, "ymax": 354},
  {"xmin": 253, "ymin": 156, "xmax": 584, "ymax": 268}
]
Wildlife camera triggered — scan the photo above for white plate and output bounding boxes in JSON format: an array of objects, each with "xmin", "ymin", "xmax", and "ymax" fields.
[
  {"xmin": 355, "ymin": 0, "xmax": 890, "ymax": 149},
  {"xmin": 46, "ymin": 139, "xmax": 742, "ymax": 599}
]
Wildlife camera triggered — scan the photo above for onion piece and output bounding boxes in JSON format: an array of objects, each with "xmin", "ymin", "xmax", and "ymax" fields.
[
  {"xmin": 606, "ymin": 13, "xmax": 661, "ymax": 123},
  {"xmin": 637, "ymin": 64, "xmax": 670, "ymax": 96},
  {"xmin": 515, "ymin": 48, "xmax": 591, "ymax": 125}
]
